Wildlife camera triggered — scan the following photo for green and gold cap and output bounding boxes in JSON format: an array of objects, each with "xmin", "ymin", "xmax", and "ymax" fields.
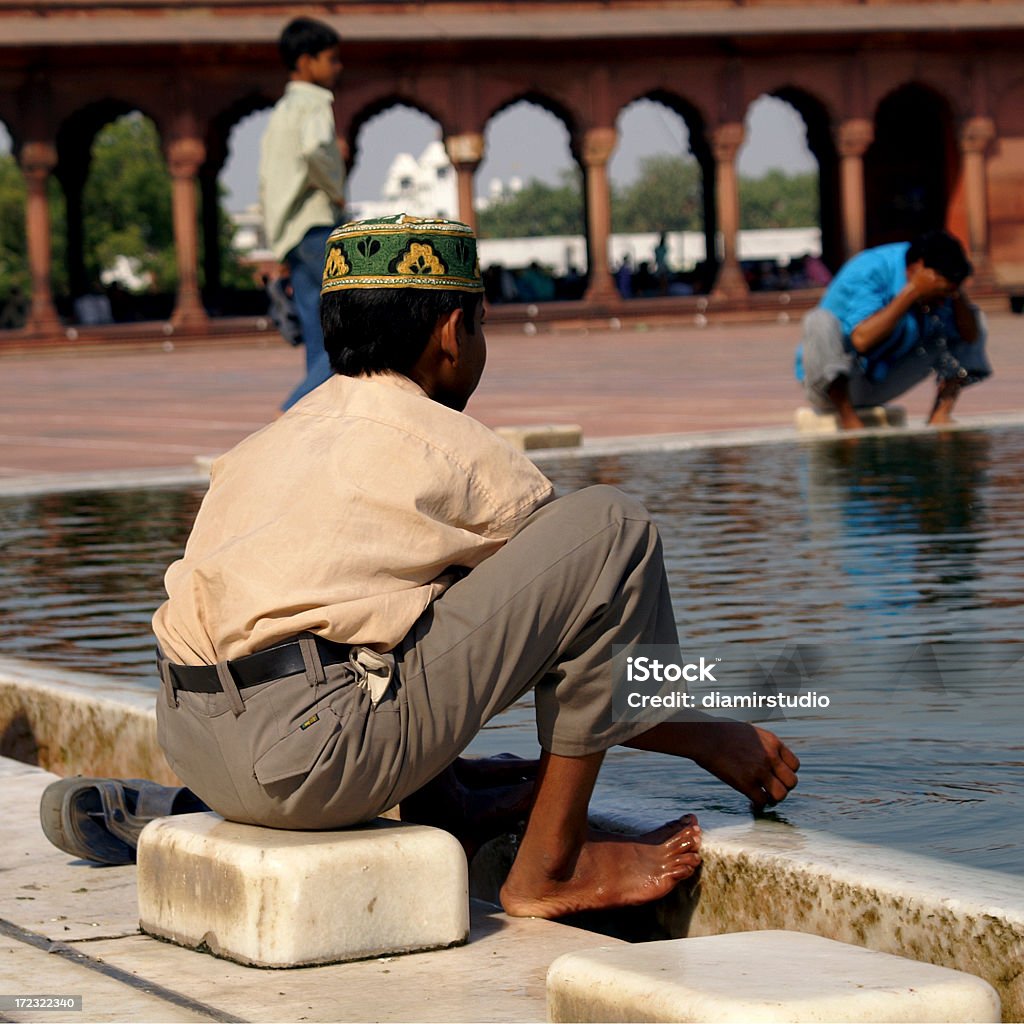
[{"xmin": 321, "ymin": 214, "xmax": 483, "ymax": 295}]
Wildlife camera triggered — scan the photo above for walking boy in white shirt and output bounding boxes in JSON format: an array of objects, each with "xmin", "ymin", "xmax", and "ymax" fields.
[{"xmin": 259, "ymin": 17, "xmax": 346, "ymax": 411}]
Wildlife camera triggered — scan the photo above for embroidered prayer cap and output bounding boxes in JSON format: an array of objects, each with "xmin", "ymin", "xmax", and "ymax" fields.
[{"xmin": 321, "ymin": 214, "xmax": 483, "ymax": 295}]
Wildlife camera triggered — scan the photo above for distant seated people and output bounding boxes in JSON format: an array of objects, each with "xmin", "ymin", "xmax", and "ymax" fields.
[
  {"xmin": 690, "ymin": 259, "xmax": 716, "ymax": 295},
  {"xmin": 802, "ymin": 253, "xmax": 833, "ymax": 287},
  {"xmin": 786, "ymin": 254, "xmax": 832, "ymax": 290},
  {"xmin": 633, "ymin": 260, "xmax": 657, "ymax": 297},
  {"xmin": 615, "ymin": 255, "xmax": 633, "ymax": 298},
  {"xmin": 557, "ymin": 264, "xmax": 585, "ymax": 300},
  {"xmin": 795, "ymin": 230, "xmax": 991, "ymax": 429},
  {"xmin": 517, "ymin": 262, "xmax": 555, "ymax": 302},
  {"xmin": 73, "ymin": 289, "xmax": 114, "ymax": 326}
]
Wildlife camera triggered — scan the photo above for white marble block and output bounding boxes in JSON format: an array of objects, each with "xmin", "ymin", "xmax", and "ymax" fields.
[
  {"xmin": 137, "ymin": 812, "xmax": 469, "ymax": 968},
  {"xmin": 547, "ymin": 930, "xmax": 1001, "ymax": 1023},
  {"xmin": 494, "ymin": 424, "xmax": 583, "ymax": 450},
  {"xmin": 795, "ymin": 405, "xmax": 906, "ymax": 434}
]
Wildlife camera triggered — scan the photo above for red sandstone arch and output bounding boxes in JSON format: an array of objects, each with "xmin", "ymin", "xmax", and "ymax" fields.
[
  {"xmin": 483, "ymin": 92, "xmax": 579, "ymax": 152},
  {"xmin": 752, "ymin": 86, "xmax": 841, "ymax": 272},
  {"xmin": 865, "ymin": 82, "xmax": 958, "ymax": 247},
  {"xmin": 481, "ymin": 94, "xmax": 595, "ymax": 292},
  {"xmin": 611, "ymin": 92, "xmax": 717, "ymax": 289},
  {"xmin": 200, "ymin": 94, "xmax": 277, "ymax": 308},
  {"xmin": 56, "ymin": 102, "xmax": 167, "ymax": 305},
  {"xmin": 347, "ymin": 96, "xmax": 448, "ymax": 178},
  {"xmin": 205, "ymin": 94, "xmax": 275, "ymax": 175},
  {"xmin": 2, "ymin": 2, "xmax": 1020, "ymax": 340}
]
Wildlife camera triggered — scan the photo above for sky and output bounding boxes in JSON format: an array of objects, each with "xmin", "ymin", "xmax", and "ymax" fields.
[
  {"xmin": 220, "ymin": 95, "xmax": 815, "ymax": 212},
  {"xmin": 0, "ymin": 95, "xmax": 816, "ymax": 214}
]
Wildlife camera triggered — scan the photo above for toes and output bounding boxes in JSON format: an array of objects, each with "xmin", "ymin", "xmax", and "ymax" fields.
[
  {"xmin": 666, "ymin": 852, "xmax": 702, "ymax": 879},
  {"xmin": 763, "ymin": 776, "xmax": 791, "ymax": 803},
  {"xmin": 665, "ymin": 828, "xmax": 701, "ymax": 853}
]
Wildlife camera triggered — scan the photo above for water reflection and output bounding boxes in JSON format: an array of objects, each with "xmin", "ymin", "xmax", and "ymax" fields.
[
  {"xmin": 806, "ymin": 432, "xmax": 991, "ymax": 627},
  {"xmin": 0, "ymin": 487, "xmax": 202, "ymax": 678},
  {"xmin": 1, "ymin": 429, "xmax": 1023, "ymax": 873}
]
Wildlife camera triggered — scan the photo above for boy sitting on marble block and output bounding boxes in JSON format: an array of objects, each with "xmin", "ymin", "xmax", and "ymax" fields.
[{"xmin": 152, "ymin": 215, "xmax": 799, "ymax": 919}]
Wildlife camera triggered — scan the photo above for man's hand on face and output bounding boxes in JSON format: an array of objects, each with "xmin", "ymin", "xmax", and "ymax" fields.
[{"xmin": 908, "ymin": 263, "xmax": 958, "ymax": 304}]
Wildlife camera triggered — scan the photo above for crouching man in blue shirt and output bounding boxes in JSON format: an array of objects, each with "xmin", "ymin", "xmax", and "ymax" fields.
[{"xmin": 795, "ymin": 230, "xmax": 991, "ymax": 429}]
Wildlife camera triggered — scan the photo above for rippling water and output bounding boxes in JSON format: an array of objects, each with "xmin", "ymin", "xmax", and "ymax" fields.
[{"xmin": 1, "ymin": 427, "xmax": 1022, "ymax": 873}]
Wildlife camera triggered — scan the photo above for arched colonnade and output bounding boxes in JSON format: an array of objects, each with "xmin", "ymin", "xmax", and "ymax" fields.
[{"xmin": 1, "ymin": 9, "xmax": 1019, "ymax": 338}]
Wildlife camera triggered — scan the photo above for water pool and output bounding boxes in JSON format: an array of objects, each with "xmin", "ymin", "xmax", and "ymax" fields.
[{"xmin": 1, "ymin": 427, "xmax": 1022, "ymax": 875}]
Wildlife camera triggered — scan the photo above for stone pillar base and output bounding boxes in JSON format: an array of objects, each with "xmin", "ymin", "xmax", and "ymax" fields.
[
  {"xmin": 711, "ymin": 261, "xmax": 749, "ymax": 301},
  {"xmin": 169, "ymin": 303, "xmax": 210, "ymax": 333}
]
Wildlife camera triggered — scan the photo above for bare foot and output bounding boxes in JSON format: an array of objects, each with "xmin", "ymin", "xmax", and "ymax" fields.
[
  {"xmin": 928, "ymin": 379, "xmax": 961, "ymax": 425},
  {"xmin": 499, "ymin": 815, "xmax": 702, "ymax": 919},
  {"xmin": 688, "ymin": 722, "xmax": 800, "ymax": 807},
  {"xmin": 826, "ymin": 377, "xmax": 863, "ymax": 430},
  {"xmin": 927, "ymin": 406, "xmax": 956, "ymax": 426}
]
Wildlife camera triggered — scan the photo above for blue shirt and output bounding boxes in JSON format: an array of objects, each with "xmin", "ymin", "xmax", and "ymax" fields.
[{"xmin": 796, "ymin": 242, "xmax": 961, "ymax": 383}]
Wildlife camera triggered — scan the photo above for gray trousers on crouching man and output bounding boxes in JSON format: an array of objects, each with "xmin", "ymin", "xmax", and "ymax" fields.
[
  {"xmin": 800, "ymin": 307, "xmax": 992, "ymax": 411},
  {"xmin": 156, "ymin": 485, "xmax": 679, "ymax": 830}
]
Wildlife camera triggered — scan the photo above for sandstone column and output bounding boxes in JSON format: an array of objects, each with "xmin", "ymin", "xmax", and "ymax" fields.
[
  {"xmin": 580, "ymin": 126, "xmax": 618, "ymax": 303},
  {"xmin": 836, "ymin": 118, "xmax": 873, "ymax": 260},
  {"xmin": 959, "ymin": 115, "xmax": 996, "ymax": 281},
  {"xmin": 20, "ymin": 142, "xmax": 62, "ymax": 336},
  {"xmin": 166, "ymin": 136, "xmax": 209, "ymax": 331},
  {"xmin": 710, "ymin": 122, "xmax": 748, "ymax": 299},
  {"xmin": 444, "ymin": 132, "xmax": 485, "ymax": 233}
]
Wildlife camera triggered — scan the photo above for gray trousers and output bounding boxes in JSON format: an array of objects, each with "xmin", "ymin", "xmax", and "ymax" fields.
[
  {"xmin": 800, "ymin": 307, "xmax": 991, "ymax": 411},
  {"xmin": 156, "ymin": 486, "xmax": 678, "ymax": 830}
]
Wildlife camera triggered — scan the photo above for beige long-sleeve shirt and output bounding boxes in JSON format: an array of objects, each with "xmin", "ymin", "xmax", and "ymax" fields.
[
  {"xmin": 258, "ymin": 80, "xmax": 346, "ymax": 261},
  {"xmin": 153, "ymin": 373, "xmax": 554, "ymax": 665}
]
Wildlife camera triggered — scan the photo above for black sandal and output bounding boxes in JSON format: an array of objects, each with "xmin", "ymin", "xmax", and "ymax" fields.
[{"xmin": 39, "ymin": 776, "xmax": 209, "ymax": 865}]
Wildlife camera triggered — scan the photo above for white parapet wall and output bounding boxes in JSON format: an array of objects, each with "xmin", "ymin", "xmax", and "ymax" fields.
[
  {"xmin": 476, "ymin": 228, "xmax": 822, "ymax": 276},
  {"xmin": 2, "ymin": 660, "xmax": 1021, "ymax": 1020},
  {"xmin": 0, "ymin": 656, "xmax": 178, "ymax": 785}
]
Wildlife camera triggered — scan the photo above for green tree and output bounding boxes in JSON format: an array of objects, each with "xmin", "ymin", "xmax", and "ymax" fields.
[
  {"xmin": 0, "ymin": 153, "xmax": 29, "ymax": 301},
  {"xmin": 0, "ymin": 112, "xmax": 251, "ymax": 326},
  {"xmin": 739, "ymin": 169, "xmax": 819, "ymax": 229},
  {"xmin": 475, "ymin": 158, "xmax": 820, "ymax": 240},
  {"xmin": 82, "ymin": 113, "xmax": 176, "ymax": 290},
  {"xmin": 477, "ymin": 169, "xmax": 584, "ymax": 238},
  {"xmin": 81, "ymin": 114, "xmax": 252, "ymax": 293},
  {"xmin": 612, "ymin": 154, "xmax": 703, "ymax": 233}
]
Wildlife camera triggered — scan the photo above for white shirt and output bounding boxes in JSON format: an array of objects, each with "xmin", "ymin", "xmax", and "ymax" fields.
[{"xmin": 258, "ymin": 80, "xmax": 346, "ymax": 261}]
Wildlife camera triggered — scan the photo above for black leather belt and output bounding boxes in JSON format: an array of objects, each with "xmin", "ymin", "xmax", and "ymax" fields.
[{"xmin": 167, "ymin": 635, "xmax": 353, "ymax": 694}]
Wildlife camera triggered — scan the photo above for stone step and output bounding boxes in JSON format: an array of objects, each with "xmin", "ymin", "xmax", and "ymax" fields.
[
  {"xmin": 547, "ymin": 929, "xmax": 1001, "ymax": 1023},
  {"xmin": 494, "ymin": 423, "xmax": 583, "ymax": 450},
  {"xmin": 137, "ymin": 812, "xmax": 469, "ymax": 968},
  {"xmin": 795, "ymin": 404, "xmax": 907, "ymax": 433}
]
